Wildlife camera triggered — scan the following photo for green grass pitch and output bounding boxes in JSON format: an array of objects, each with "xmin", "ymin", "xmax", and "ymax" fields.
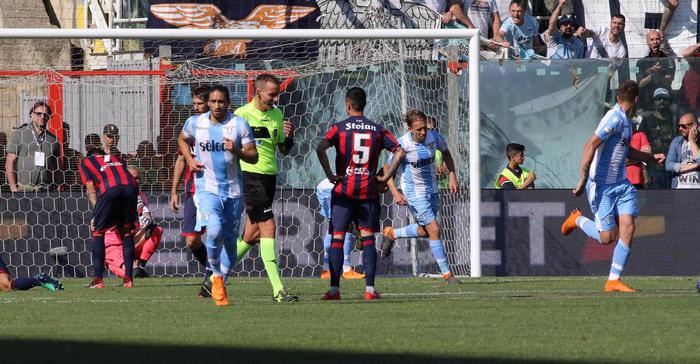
[{"xmin": 1, "ymin": 276, "xmax": 698, "ymax": 364}]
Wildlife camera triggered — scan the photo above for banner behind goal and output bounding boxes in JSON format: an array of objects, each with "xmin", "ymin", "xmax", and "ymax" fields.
[{"xmin": 0, "ymin": 29, "xmax": 481, "ymax": 279}]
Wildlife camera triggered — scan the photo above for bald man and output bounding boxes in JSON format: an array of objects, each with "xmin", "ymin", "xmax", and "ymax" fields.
[{"xmin": 636, "ymin": 30, "xmax": 676, "ymax": 111}]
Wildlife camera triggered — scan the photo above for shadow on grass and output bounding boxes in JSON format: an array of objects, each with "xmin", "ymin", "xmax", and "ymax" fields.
[{"xmin": 1, "ymin": 338, "xmax": 603, "ymax": 364}]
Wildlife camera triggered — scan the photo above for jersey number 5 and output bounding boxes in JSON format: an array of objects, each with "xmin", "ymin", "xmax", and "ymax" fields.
[{"xmin": 352, "ymin": 133, "xmax": 371, "ymax": 164}]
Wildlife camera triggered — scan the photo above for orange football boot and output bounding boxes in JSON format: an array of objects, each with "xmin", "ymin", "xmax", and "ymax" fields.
[
  {"xmin": 320, "ymin": 270, "xmax": 330, "ymax": 280},
  {"xmin": 211, "ymin": 275, "xmax": 229, "ymax": 306},
  {"xmin": 561, "ymin": 208, "xmax": 582, "ymax": 236},
  {"xmin": 342, "ymin": 268, "xmax": 365, "ymax": 279},
  {"xmin": 604, "ymin": 279, "xmax": 636, "ymax": 292}
]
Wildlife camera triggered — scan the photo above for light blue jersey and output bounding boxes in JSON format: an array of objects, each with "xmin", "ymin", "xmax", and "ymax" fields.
[
  {"xmin": 590, "ymin": 104, "xmax": 633, "ymax": 185},
  {"xmin": 500, "ymin": 15, "xmax": 538, "ymax": 59},
  {"xmin": 544, "ymin": 30, "xmax": 585, "ymax": 59},
  {"xmin": 393, "ymin": 130, "xmax": 448, "ymax": 199},
  {"xmin": 316, "ymin": 178, "xmax": 334, "ymax": 219},
  {"xmin": 181, "ymin": 111, "xmax": 253, "ymax": 198}
]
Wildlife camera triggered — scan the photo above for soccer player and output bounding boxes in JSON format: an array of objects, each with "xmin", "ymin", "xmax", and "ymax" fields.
[
  {"xmin": 104, "ymin": 166, "xmax": 162, "ymax": 279},
  {"xmin": 232, "ymin": 74, "xmax": 298, "ymax": 303},
  {"xmin": 316, "ymin": 178, "xmax": 364, "ymax": 280},
  {"xmin": 380, "ymin": 110, "xmax": 461, "ymax": 285},
  {"xmin": 170, "ymin": 85, "xmax": 212, "ymax": 297},
  {"xmin": 0, "ymin": 255, "xmax": 63, "ymax": 292},
  {"xmin": 316, "ymin": 87, "xmax": 405, "ymax": 300},
  {"xmin": 178, "ymin": 85, "xmax": 257, "ymax": 306},
  {"xmin": 561, "ymin": 80, "xmax": 665, "ymax": 292},
  {"xmin": 80, "ymin": 149, "xmax": 139, "ymax": 289}
]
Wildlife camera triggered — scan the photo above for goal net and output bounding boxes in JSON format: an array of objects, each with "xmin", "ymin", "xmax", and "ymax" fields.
[{"xmin": 0, "ymin": 28, "xmax": 480, "ymax": 280}]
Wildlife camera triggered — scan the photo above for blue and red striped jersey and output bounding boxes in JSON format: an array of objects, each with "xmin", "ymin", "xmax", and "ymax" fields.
[
  {"xmin": 80, "ymin": 154, "xmax": 137, "ymax": 193},
  {"xmin": 324, "ymin": 116, "xmax": 399, "ymax": 200},
  {"xmin": 179, "ymin": 144, "xmax": 196, "ymax": 194}
]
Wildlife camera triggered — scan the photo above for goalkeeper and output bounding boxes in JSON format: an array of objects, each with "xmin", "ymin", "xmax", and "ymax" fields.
[
  {"xmin": 381, "ymin": 110, "xmax": 461, "ymax": 284},
  {"xmin": 104, "ymin": 166, "xmax": 162, "ymax": 279},
  {"xmin": 0, "ymin": 255, "xmax": 63, "ymax": 292},
  {"xmin": 316, "ymin": 178, "xmax": 364, "ymax": 280}
]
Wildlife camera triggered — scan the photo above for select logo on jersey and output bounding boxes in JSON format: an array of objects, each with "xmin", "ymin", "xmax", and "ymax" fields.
[
  {"xmin": 410, "ymin": 157, "xmax": 435, "ymax": 169},
  {"xmin": 346, "ymin": 166, "xmax": 370, "ymax": 176},
  {"xmin": 199, "ymin": 140, "xmax": 226, "ymax": 152},
  {"xmin": 346, "ymin": 122, "xmax": 377, "ymax": 131},
  {"xmin": 99, "ymin": 161, "xmax": 123, "ymax": 172}
]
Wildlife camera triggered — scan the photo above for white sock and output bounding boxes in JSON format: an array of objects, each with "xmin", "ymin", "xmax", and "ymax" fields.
[
  {"xmin": 343, "ymin": 265, "xmax": 351, "ymax": 272},
  {"xmin": 365, "ymin": 286, "xmax": 375, "ymax": 294}
]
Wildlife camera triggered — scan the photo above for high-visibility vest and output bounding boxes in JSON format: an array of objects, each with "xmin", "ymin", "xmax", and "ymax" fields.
[{"xmin": 495, "ymin": 166, "xmax": 531, "ymax": 189}]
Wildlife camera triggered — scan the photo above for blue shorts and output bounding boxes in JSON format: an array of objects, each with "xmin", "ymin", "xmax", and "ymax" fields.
[
  {"xmin": 195, "ymin": 192, "xmax": 243, "ymax": 237},
  {"xmin": 330, "ymin": 195, "xmax": 380, "ymax": 233},
  {"xmin": 407, "ymin": 193, "xmax": 440, "ymax": 226},
  {"xmin": 0, "ymin": 255, "xmax": 8, "ymax": 276},
  {"xmin": 93, "ymin": 185, "xmax": 139, "ymax": 234},
  {"xmin": 182, "ymin": 193, "xmax": 204, "ymax": 236},
  {"xmin": 586, "ymin": 179, "xmax": 638, "ymax": 232}
]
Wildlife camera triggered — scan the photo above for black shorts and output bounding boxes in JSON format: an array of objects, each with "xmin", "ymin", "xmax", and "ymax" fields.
[
  {"xmin": 93, "ymin": 185, "xmax": 139, "ymax": 234},
  {"xmin": 181, "ymin": 193, "xmax": 204, "ymax": 236},
  {"xmin": 329, "ymin": 195, "xmax": 380, "ymax": 234},
  {"xmin": 0, "ymin": 255, "xmax": 8, "ymax": 276},
  {"xmin": 243, "ymin": 172, "xmax": 277, "ymax": 223}
]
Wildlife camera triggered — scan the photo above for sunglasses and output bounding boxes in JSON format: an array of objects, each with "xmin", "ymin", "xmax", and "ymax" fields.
[
  {"xmin": 33, "ymin": 111, "xmax": 50, "ymax": 118},
  {"xmin": 679, "ymin": 123, "xmax": 696, "ymax": 129}
]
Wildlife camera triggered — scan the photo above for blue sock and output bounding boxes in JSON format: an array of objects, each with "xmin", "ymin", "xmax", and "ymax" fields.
[
  {"xmin": 204, "ymin": 223, "xmax": 223, "ymax": 276},
  {"xmin": 343, "ymin": 233, "xmax": 353, "ymax": 268},
  {"xmin": 394, "ymin": 224, "xmax": 420, "ymax": 239},
  {"xmin": 11, "ymin": 277, "xmax": 40, "ymax": 290},
  {"xmin": 608, "ymin": 240, "xmax": 630, "ymax": 281},
  {"xmin": 92, "ymin": 235, "xmax": 106, "ymax": 279},
  {"xmin": 219, "ymin": 227, "xmax": 237, "ymax": 281},
  {"xmin": 576, "ymin": 216, "xmax": 601, "ymax": 242},
  {"xmin": 322, "ymin": 233, "xmax": 332, "ymax": 270},
  {"xmin": 361, "ymin": 236, "xmax": 377, "ymax": 287},
  {"xmin": 329, "ymin": 236, "xmax": 344, "ymax": 287},
  {"xmin": 429, "ymin": 240, "xmax": 451, "ymax": 275},
  {"xmin": 122, "ymin": 235, "xmax": 135, "ymax": 280}
]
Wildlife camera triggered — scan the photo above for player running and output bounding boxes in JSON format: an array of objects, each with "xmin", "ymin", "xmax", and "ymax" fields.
[
  {"xmin": 170, "ymin": 85, "xmax": 212, "ymax": 297},
  {"xmin": 232, "ymin": 74, "xmax": 298, "ymax": 303},
  {"xmin": 561, "ymin": 80, "xmax": 665, "ymax": 292},
  {"xmin": 316, "ymin": 87, "xmax": 405, "ymax": 300},
  {"xmin": 316, "ymin": 178, "xmax": 365, "ymax": 280},
  {"xmin": 380, "ymin": 110, "xmax": 461, "ymax": 284},
  {"xmin": 178, "ymin": 85, "xmax": 257, "ymax": 306},
  {"xmin": 0, "ymin": 255, "xmax": 63, "ymax": 292},
  {"xmin": 80, "ymin": 148, "xmax": 139, "ymax": 288}
]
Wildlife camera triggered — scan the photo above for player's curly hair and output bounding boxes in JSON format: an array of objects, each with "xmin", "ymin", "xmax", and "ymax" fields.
[{"xmin": 404, "ymin": 109, "xmax": 427, "ymax": 128}]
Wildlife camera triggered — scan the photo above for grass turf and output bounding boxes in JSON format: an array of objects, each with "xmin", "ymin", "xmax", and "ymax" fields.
[{"xmin": 1, "ymin": 276, "xmax": 699, "ymax": 364}]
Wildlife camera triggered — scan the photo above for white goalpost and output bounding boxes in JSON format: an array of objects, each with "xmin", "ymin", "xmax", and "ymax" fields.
[{"xmin": 0, "ymin": 28, "xmax": 482, "ymax": 278}]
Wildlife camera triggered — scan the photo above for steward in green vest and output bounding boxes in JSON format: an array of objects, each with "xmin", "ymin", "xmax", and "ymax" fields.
[{"xmin": 495, "ymin": 143, "xmax": 536, "ymax": 189}]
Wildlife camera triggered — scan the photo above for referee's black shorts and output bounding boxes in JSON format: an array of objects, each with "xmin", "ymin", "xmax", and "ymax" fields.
[{"xmin": 242, "ymin": 171, "xmax": 277, "ymax": 223}]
